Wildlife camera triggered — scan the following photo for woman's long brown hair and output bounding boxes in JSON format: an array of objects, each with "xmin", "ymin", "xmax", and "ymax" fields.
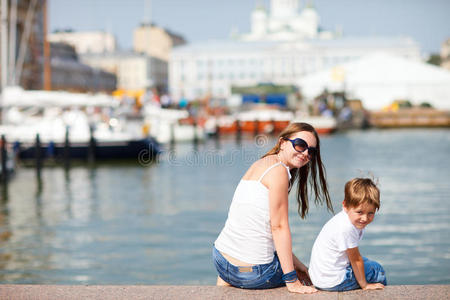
[{"xmin": 262, "ymin": 122, "xmax": 333, "ymax": 218}]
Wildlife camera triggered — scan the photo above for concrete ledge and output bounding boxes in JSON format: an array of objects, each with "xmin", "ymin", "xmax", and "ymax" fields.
[{"xmin": 0, "ymin": 285, "xmax": 448, "ymax": 300}]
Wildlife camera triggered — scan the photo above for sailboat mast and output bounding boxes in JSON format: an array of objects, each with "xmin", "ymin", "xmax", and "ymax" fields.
[
  {"xmin": 14, "ymin": 0, "xmax": 38, "ymax": 87},
  {"xmin": 1, "ymin": 0, "xmax": 8, "ymax": 90},
  {"xmin": 8, "ymin": 0, "xmax": 17, "ymax": 86},
  {"xmin": 43, "ymin": 0, "xmax": 51, "ymax": 90}
]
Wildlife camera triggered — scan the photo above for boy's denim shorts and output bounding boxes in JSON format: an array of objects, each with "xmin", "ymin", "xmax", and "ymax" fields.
[
  {"xmin": 212, "ymin": 246, "xmax": 285, "ymax": 289},
  {"xmin": 318, "ymin": 257, "xmax": 387, "ymax": 292}
]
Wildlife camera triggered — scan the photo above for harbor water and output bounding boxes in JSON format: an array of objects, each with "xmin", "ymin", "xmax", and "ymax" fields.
[{"xmin": 0, "ymin": 129, "xmax": 449, "ymax": 285}]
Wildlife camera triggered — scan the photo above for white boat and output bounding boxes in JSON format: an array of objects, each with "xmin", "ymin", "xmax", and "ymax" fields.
[
  {"xmin": 0, "ymin": 87, "xmax": 160, "ymax": 160},
  {"xmin": 143, "ymin": 104, "xmax": 204, "ymax": 144},
  {"xmin": 293, "ymin": 112, "xmax": 337, "ymax": 134}
]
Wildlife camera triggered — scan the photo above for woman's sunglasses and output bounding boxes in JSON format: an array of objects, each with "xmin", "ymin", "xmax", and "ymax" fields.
[{"xmin": 284, "ymin": 138, "xmax": 317, "ymax": 159}]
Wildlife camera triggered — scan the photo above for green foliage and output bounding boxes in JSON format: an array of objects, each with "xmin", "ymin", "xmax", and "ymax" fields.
[
  {"xmin": 231, "ymin": 83, "xmax": 297, "ymax": 95},
  {"xmin": 427, "ymin": 54, "xmax": 441, "ymax": 66},
  {"xmin": 420, "ymin": 102, "xmax": 433, "ymax": 108},
  {"xmin": 394, "ymin": 100, "xmax": 412, "ymax": 108}
]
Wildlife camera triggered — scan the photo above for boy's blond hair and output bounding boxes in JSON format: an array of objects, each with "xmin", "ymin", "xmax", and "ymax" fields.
[{"xmin": 344, "ymin": 178, "xmax": 380, "ymax": 210}]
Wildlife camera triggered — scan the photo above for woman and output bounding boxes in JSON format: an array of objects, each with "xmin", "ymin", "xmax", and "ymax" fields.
[{"xmin": 213, "ymin": 122, "xmax": 333, "ymax": 294}]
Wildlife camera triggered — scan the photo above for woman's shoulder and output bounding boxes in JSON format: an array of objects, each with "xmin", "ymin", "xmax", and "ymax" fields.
[
  {"xmin": 255, "ymin": 155, "xmax": 278, "ymax": 167},
  {"xmin": 253, "ymin": 155, "xmax": 285, "ymax": 174},
  {"xmin": 258, "ymin": 156, "xmax": 290, "ymax": 183},
  {"xmin": 243, "ymin": 155, "xmax": 286, "ymax": 181}
]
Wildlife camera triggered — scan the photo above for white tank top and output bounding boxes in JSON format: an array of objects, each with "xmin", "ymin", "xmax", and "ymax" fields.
[{"xmin": 215, "ymin": 161, "xmax": 292, "ymax": 264}]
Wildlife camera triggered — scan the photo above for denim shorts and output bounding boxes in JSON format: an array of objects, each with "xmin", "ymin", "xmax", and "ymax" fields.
[
  {"xmin": 212, "ymin": 246, "xmax": 285, "ymax": 289},
  {"xmin": 318, "ymin": 257, "xmax": 387, "ymax": 292}
]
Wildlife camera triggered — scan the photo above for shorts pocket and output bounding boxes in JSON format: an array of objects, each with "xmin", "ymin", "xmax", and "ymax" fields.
[{"xmin": 228, "ymin": 267, "xmax": 260, "ymax": 286}]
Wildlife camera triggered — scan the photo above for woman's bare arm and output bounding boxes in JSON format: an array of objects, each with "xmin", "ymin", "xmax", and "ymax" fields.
[{"xmin": 266, "ymin": 166, "xmax": 317, "ymax": 294}]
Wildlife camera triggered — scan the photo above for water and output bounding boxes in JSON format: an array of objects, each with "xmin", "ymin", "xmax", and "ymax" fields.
[{"xmin": 0, "ymin": 129, "xmax": 449, "ymax": 285}]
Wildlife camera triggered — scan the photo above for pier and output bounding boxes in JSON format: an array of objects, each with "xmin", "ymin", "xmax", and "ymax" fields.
[
  {"xmin": 0, "ymin": 285, "xmax": 448, "ymax": 299},
  {"xmin": 370, "ymin": 108, "xmax": 450, "ymax": 128}
]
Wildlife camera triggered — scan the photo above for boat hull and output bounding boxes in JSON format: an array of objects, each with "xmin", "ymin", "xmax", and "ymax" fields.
[
  {"xmin": 218, "ymin": 120, "xmax": 290, "ymax": 134},
  {"xmin": 15, "ymin": 138, "xmax": 160, "ymax": 161},
  {"xmin": 216, "ymin": 120, "xmax": 335, "ymax": 135}
]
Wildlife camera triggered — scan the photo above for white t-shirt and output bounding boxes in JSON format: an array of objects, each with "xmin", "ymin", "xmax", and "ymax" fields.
[
  {"xmin": 215, "ymin": 162, "xmax": 291, "ymax": 264},
  {"xmin": 309, "ymin": 210, "xmax": 364, "ymax": 288}
]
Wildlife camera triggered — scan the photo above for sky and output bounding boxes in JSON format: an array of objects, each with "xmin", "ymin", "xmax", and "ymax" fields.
[{"xmin": 49, "ymin": 0, "xmax": 450, "ymax": 55}]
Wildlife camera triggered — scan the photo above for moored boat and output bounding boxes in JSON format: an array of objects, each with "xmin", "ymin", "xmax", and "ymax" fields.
[
  {"xmin": 15, "ymin": 138, "xmax": 159, "ymax": 160},
  {"xmin": 0, "ymin": 87, "xmax": 160, "ymax": 161},
  {"xmin": 292, "ymin": 115, "xmax": 338, "ymax": 134},
  {"xmin": 143, "ymin": 104, "xmax": 205, "ymax": 144},
  {"xmin": 206, "ymin": 108, "xmax": 336, "ymax": 135},
  {"xmin": 206, "ymin": 107, "xmax": 294, "ymax": 135}
]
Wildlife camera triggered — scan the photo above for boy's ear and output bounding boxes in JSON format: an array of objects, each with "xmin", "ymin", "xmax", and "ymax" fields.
[{"xmin": 342, "ymin": 201, "xmax": 347, "ymax": 212}]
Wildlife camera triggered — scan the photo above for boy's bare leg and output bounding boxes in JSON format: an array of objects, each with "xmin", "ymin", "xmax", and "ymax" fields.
[{"xmin": 216, "ymin": 275, "xmax": 231, "ymax": 286}]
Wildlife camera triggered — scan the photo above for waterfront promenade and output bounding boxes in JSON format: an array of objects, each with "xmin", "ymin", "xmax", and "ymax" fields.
[{"xmin": 0, "ymin": 285, "xmax": 448, "ymax": 299}]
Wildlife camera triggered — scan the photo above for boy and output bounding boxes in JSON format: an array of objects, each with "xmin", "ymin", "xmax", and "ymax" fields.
[{"xmin": 309, "ymin": 178, "xmax": 387, "ymax": 291}]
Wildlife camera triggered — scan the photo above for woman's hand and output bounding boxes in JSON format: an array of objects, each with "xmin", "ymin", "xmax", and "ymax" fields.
[
  {"xmin": 363, "ymin": 283, "xmax": 385, "ymax": 290},
  {"xmin": 286, "ymin": 280, "xmax": 318, "ymax": 294}
]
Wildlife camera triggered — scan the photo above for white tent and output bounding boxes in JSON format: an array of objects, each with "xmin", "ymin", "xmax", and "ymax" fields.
[
  {"xmin": 298, "ymin": 53, "xmax": 450, "ymax": 110},
  {"xmin": 1, "ymin": 86, "xmax": 118, "ymax": 108}
]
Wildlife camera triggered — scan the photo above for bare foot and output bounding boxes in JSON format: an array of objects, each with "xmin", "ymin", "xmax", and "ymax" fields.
[{"xmin": 216, "ymin": 276, "xmax": 231, "ymax": 286}]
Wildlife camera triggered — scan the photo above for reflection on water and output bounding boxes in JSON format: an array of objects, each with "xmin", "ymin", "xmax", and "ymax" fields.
[{"xmin": 0, "ymin": 129, "xmax": 449, "ymax": 285}]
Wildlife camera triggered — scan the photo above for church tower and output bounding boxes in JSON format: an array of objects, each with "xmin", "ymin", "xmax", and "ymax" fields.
[
  {"xmin": 241, "ymin": 0, "xmax": 325, "ymax": 41},
  {"xmin": 270, "ymin": 0, "xmax": 299, "ymax": 18},
  {"xmin": 251, "ymin": 2, "xmax": 268, "ymax": 37}
]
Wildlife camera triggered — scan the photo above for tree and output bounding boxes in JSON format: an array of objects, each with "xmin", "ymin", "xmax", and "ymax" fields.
[{"xmin": 427, "ymin": 54, "xmax": 441, "ymax": 66}]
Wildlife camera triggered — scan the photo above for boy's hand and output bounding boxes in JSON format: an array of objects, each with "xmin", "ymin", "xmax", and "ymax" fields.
[
  {"xmin": 292, "ymin": 254, "xmax": 312, "ymax": 285},
  {"xmin": 296, "ymin": 269, "xmax": 313, "ymax": 286},
  {"xmin": 363, "ymin": 283, "xmax": 385, "ymax": 290}
]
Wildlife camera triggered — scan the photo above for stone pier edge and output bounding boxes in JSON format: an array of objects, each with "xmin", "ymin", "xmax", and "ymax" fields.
[{"xmin": 0, "ymin": 284, "xmax": 449, "ymax": 300}]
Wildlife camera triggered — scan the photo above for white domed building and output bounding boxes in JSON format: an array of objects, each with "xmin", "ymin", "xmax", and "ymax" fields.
[
  {"xmin": 242, "ymin": 0, "xmax": 323, "ymax": 41},
  {"xmin": 169, "ymin": 0, "xmax": 421, "ymax": 105}
]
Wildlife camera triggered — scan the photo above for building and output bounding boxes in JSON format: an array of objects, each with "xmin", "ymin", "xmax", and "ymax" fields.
[
  {"xmin": 80, "ymin": 52, "xmax": 167, "ymax": 92},
  {"xmin": 441, "ymin": 38, "xmax": 450, "ymax": 71},
  {"xmin": 0, "ymin": 0, "xmax": 45, "ymax": 90},
  {"xmin": 51, "ymin": 42, "xmax": 116, "ymax": 93},
  {"xmin": 48, "ymin": 30, "xmax": 116, "ymax": 54},
  {"xmin": 133, "ymin": 23, "xmax": 186, "ymax": 61},
  {"xmin": 298, "ymin": 52, "xmax": 450, "ymax": 110},
  {"xmin": 169, "ymin": 0, "xmax": 421, "ymax": 102},
  {"xmin": 1, "ymin": 1, "xmax": 115, "ymax": 92},
  {"xmin": 241, "ymin": 0, "xmax": 334, "ymax": 41}
]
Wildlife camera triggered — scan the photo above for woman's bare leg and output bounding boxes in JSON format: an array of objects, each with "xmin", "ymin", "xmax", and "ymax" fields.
[{"xmin": 216, "ymin": 275, "xmax": 231, "ymax": 286}]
